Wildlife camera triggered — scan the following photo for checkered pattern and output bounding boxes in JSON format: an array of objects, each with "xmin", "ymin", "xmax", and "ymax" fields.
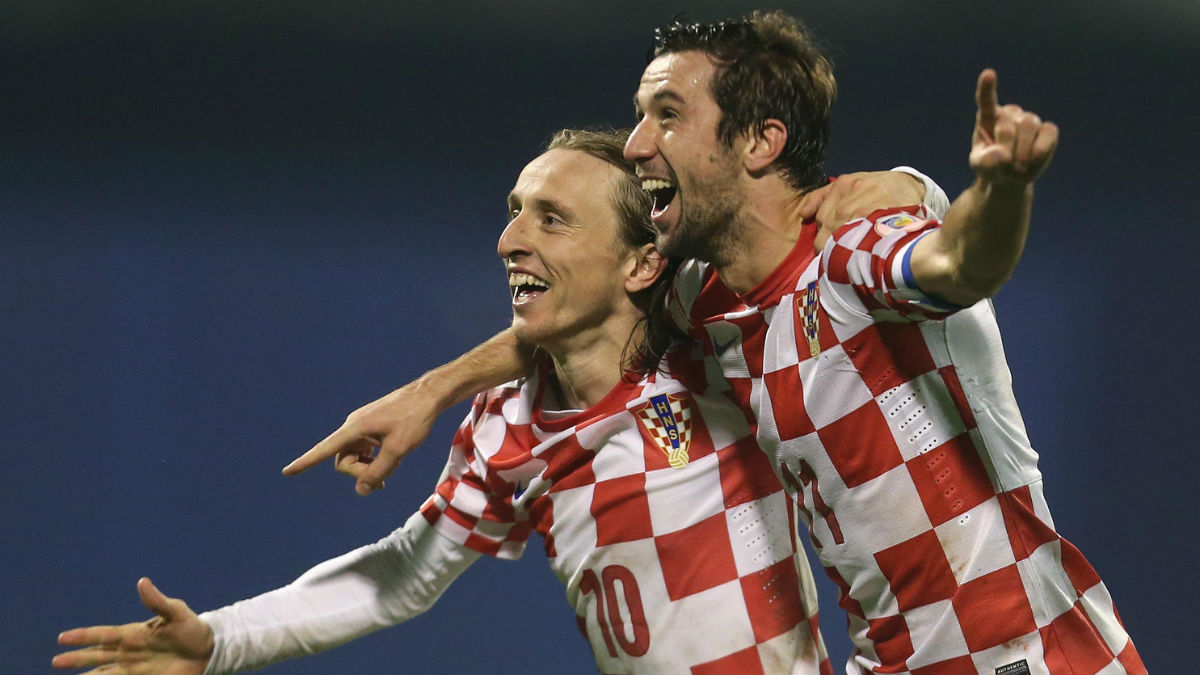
[
  {"xmin": 668, "ymin": 208, "xmax": 1144, "ymax": 675},
  {"xmin": 420, "ymin": 358, "xmax": 831, "ymax": 674}
]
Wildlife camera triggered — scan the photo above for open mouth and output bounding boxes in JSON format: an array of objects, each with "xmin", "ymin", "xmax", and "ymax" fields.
[
  {"xmin": 509, "ymin": 272, "xmax": 550, "ymax": 306},
  {"xmin": 641, "ymin": 178, "xmax": 677, "ymax": 220}
]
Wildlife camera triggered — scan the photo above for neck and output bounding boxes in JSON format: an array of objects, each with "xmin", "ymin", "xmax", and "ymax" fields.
[
  {"xmin": 544, "ymin": 312, "xmax": 644, "ymax": 410},
  {"xmin": 711, "ymin": 178, "xmax": 812, "ymax": 294}
]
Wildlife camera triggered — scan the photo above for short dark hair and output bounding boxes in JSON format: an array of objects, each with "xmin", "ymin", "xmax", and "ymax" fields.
[
  {"xmin": 649, "ymin": 10, "xmax": 837, "ymax": 192},
  {"xmin": 545, "ymin": 128, "xmax": 684, "ymax": 374}
]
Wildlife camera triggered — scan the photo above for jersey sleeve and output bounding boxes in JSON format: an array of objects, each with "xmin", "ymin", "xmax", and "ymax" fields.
[
  {"xmin": 891, "ymin": 166, "xmax": 950, "ymax": 220},
  {"xmin": 199, "ymin": 513, "xmax": 480, "ymax": 675},
  {"xmin": 820, "ymin": 206, "xmax": 962, "ymax": 321},
  {"xmin": 419, "ymin": 390, "xmax": 534, "ymax": 560}
]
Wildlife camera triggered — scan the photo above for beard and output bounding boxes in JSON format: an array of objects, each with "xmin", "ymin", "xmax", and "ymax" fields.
[{"xmin": 656, "ymin": 169, "xmax": 745, "ymax": 267}]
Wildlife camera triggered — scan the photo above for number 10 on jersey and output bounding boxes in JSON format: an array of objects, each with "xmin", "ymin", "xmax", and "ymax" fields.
[{"xmin": 579, "ymin": 565, "xmax": 650, "ymax": 657}]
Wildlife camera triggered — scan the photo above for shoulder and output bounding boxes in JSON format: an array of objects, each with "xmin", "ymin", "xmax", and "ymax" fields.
[
  {"xmin": 824, "ymin": 206, "xmax": 940, "ymax": 275},
  {"xmin": 467, "ymin": 377, "xmax": 535, "ymax": 427},
  {"xmin": 830, "ymin": 205, "xmax": 937, "ymax": 250}
]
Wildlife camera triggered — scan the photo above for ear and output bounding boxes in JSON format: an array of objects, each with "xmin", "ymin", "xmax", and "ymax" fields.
[
  {"xmin": 743, "ymin": 119, "xmax": 788, "ymax": 173},
  {"xmin": 625, "ymin": 243, "xmax": 668, "ymax": 294}
]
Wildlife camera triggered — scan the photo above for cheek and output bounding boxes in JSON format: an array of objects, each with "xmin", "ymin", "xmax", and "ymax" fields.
[{"xmin": 575, "ymin": 268, "xmax": 622, "ymax": 300}]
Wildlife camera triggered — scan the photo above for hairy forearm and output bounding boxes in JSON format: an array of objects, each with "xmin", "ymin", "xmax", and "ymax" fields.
[
  {"xmin": 914, "ymin": 176, "xmax": 1033, "ymax": 306},
  {"xmin": 282, "ymin": 329, "xmax": 536, "ymax": 485},
  {"xmin": 415, "ymin": 328, "xmax": 535, "ymax": 412}
]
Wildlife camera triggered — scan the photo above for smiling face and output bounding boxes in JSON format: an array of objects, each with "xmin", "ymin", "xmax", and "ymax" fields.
[
  {"xmin": 625, "ymin": 50, "xmax": 747, "ymax": 265},
  {"xmin": 498, "ymin": 148, "xmax": 642, "ymax": 355}
]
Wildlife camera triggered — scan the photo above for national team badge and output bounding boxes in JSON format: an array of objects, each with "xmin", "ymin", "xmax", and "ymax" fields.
[
  {"xmin": 798, "ymin": 280, "xmax": 821, "ymax": 359},
  {"xmin": 635, "ymin": 392, "xmax": 692, "ymax": 468},
  {"xmin": 874, "ymin": 211, "xmax": 924, "ymax": 236}
]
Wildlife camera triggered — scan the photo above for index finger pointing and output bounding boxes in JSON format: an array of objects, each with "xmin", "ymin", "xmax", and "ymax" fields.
[
  {"xmin": 975, "ymin": 68, "xmax": 999, "ymax": 130},
  {"xmin": 282, "ymin": 428, "xmax": 362, "ymax": 476}
]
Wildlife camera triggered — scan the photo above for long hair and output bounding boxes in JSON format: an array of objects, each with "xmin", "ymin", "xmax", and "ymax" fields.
[{"xmin": 545, "ymin": 128, "xmax": 685, "ymax": 374}]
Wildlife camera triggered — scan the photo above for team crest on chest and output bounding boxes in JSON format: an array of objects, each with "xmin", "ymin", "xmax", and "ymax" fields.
[
  {"xmin": 797, "ymin": 280, "xmax": 821, "ymax": 359},
  {"xmin": 635, "ymin": 392, "xmax": 693, "ymax": 468}
]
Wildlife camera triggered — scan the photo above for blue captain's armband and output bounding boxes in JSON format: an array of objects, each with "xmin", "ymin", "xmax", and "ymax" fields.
[{"xmin": 900, "ymin": 230, "xmax": 964, "ymax": 311}]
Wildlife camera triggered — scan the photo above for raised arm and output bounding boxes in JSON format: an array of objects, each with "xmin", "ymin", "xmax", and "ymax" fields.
[
  {"xmin": 283, "ymin": 328, "xmax": 533, "ymax": 495},
  {"xmin": 910, "ymin": 68, "xmax": 1059, "ymax": 307}
]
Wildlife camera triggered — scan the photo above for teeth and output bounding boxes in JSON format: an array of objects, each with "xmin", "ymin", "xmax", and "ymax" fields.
[
  {"xmin": 508, "ymin": 273, "xmax": 549, "ymax": 289},
  {"xmin": 641, "ymin": 178, "xmax": 674, "ymax": 192}
]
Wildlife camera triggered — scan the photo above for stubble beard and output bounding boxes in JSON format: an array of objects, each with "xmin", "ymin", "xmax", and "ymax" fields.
[{"xmin": 657, "ymin": 173, "xmax": 745, "ymax": 269}]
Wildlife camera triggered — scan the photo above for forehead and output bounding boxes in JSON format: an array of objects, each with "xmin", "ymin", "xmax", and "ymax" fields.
[
  {"xmin": 512, "ymin": 149, "xmax": 618, "ymax": 202},
  {"xmin": 635, "ymin": 50, "xmax": 718, "ymax": 105}
]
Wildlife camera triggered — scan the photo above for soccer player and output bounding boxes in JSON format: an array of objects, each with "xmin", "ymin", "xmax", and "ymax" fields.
[
  {"xmin": 623, "ymin": 13, "xmax": 1142, "ymax": 675},
  {"xmin": 55, "ymin": 129, "xmax": 846, "ymax": 675},
  {"xmin": 288, "ymin": 11, "xmax": 1145, "ymax": 675}
]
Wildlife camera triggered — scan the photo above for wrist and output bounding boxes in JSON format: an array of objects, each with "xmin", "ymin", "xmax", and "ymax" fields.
[
  {"xmin": 194, "ymin": 613, "xmax": 219, "ymax": 674},
  {"xmin": 409, "ymin": 370, "xmax": 458, "ymax": 413},
  {"xmin": 975, "ymin": 174, "xmax": 1034, "ymax": 198}
]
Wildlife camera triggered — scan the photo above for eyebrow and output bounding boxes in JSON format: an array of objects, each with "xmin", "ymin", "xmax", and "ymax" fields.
[
  {"xmin": 633, "ymin": 89, "xmax": 686, "ymax": 113},
  {"xmin": 508, "ymin": 193, "xmax": 576, "ymax": 222}
]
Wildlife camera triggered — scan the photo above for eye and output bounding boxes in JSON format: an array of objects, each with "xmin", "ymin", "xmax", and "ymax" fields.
[{"xmin": 508, "ymin": 208, "xmax": 520, "ymax": 221}]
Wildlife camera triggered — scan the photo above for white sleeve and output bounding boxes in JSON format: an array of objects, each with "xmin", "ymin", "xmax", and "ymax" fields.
[
  {"xmin": 198, "ymin": 512, "xmax": 480, "ymax": 675},
  {"xmin": 891, "ymin": 166, "xmax": 950, "ymax": 220}
]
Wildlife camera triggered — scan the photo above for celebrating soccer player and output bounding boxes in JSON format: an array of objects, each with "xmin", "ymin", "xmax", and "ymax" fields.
[
  {"xmin": 287, "ymin": 11, "xmax": 1144, "ymax": 675},
  {"xmin": 58, "ymin": 129, "xmax": 923, "ymax": 674}
]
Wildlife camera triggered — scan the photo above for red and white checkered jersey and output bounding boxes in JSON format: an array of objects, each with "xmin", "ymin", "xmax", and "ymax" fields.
[
  {"xmin": 668, "ymin": 206, "xmax": 1145, "ymax": 675},
  {"xmin": 420, "ymin": 355, "xmax": 832, "ymax": 675}
]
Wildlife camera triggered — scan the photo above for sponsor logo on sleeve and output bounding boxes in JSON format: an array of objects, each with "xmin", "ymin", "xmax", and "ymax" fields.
[{"xmin": 874, "ymin": 212, "xmax": 925, "ymax": 237}]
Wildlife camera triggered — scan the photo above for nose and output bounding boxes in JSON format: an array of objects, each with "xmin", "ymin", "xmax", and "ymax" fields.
[
  {"xmin": 624, "ymin": 117, "xmax": 655, "ymax": 163},
  {"xmin": 497, "ymin": 212, "xmax": 531, "ymax": 263}
]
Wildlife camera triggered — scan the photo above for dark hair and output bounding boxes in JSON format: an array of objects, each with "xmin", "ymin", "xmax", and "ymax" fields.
[
  {"xmin": 545, "ymin": 128, "xmax": 685, "ymax": 374},
  {"xmin": 649, "ymin": 10, "xmax": 836, "ymax": 192}
]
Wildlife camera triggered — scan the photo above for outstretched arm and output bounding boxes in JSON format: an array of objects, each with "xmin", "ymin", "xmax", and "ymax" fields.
[
  {"xmin": 53, "ymin": 578, "xmax": 214, "ymax": 675},
  {"xmin": 200, "ymin": 514, "xmax": 479, "ymax": 674},
  {"xmin": 283, "ymin": 328, "xmax": 533, "ymax": 495},
  {"xmin": 53, "ymin": 515, "xmax": 479, "ymax": 675},
  {"xmin": 910, "ymin": 69, "xmax": 1059, "ymax": 306}
]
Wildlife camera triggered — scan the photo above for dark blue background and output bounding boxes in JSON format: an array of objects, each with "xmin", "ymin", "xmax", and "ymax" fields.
[{"xmin": 3, "ymin": 1, "xmax": 1195, "ymax": 672}]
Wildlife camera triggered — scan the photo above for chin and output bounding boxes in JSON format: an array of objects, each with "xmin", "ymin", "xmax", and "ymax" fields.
[
  {"xmin": 511, "ymin": 320, "xmax": 550, "ymax": 348},
  {"xmin": 510, "ymin": 318, "xmax": 534, "ymax": 341},
  {"xmin": 656, "ymin": 228, "xmax": 689, "ymax": 260},
  {"xmin": 654, "ymin": 226, "xmax": 679, "ymax": 255}
]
